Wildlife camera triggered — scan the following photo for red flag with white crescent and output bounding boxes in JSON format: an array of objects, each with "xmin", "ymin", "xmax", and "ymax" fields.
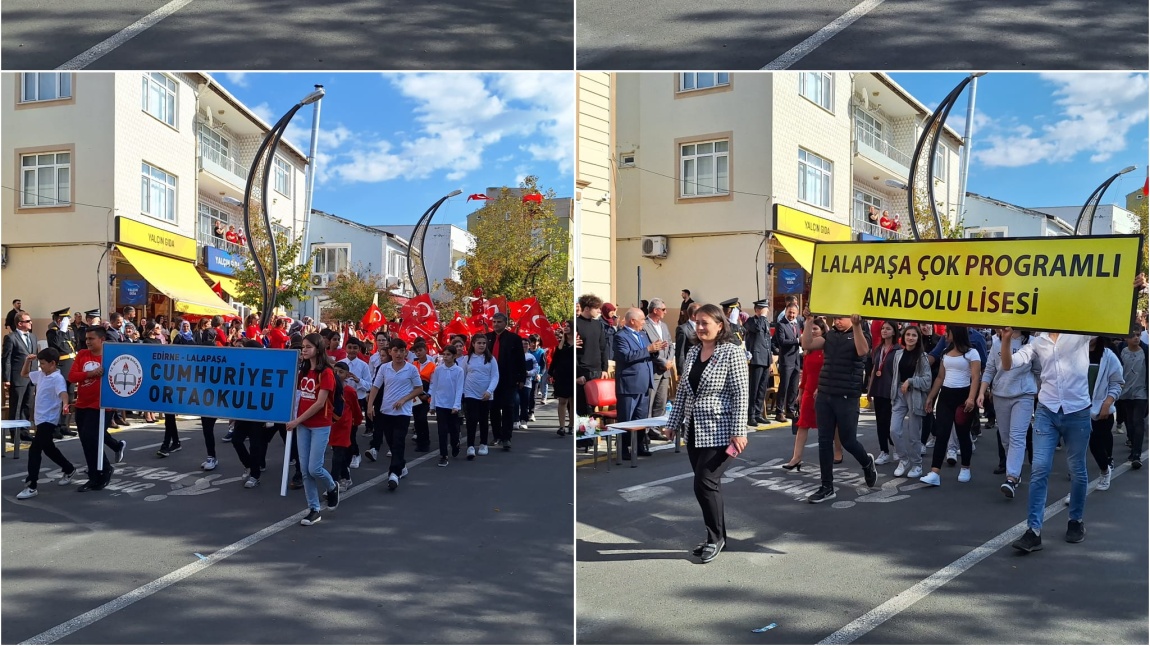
[
  {"xmin": 508, "ymin": 297, "xmax": 537, "ymax": 323},
  {"xmin": 521, "ymin": 192, "xmax": 543, "ymax": 204},
  {"xmin": 516, "ymin": 301, "xmax": 556, "ymax": 349},
  {"xmin": 467, "ymin": 193, "xmax": 493, "ymax": 202}
]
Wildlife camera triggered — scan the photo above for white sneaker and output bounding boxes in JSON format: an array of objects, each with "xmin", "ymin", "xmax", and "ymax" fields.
[
  {"xmin": 893, "ymin": 460, "xmax": 909, "ymax": 477},
  {"xmin": 350, "ymin": 455, "xmax": 361, "ymax": 469},
  {"xmin": 400, "ymin": 467, "xmax": 409, "ymax": 479},
  {"xmin": 891, "ymin": 452, "xmax": 903, "ymax": 463},
  {"xmin": 920, "ymin": 444, "xmax": 928, "ymax": 456},
  {"xmin": 874, "ymin": 451, "xmax": 891, "ymax": 465},
  {"xmin": 364, "ymin": 448, "xmax": 378, "ymax": 462},
  {"xmin": 1098, "ymin": 467, "xmax": 1112, "ymax": 491},
  {"xmin": 946, "ymin": 448, "xmax": 957, "ymax": 466},
  {"xmin": 16, "ymin": 486, "xmax": 37, "ymax": 499},
  {"xmin": 1063, "ymin": 494, "xmax": 1070, "ymax": 505},
  {"xmin": 243, "ymin": 476, "xmax": 259, "ymax": 488},
  {"xmin": 907, "ymin": 465, "xmax": 923, "ymax": 478},
  {"xmin": 519, "ymin": 422, "xmax": 529, "ymax": 430},
  {"xmin": 958, "ymin": 467, "xmax": 971, "ymax": 483},
  {"xmin": 57, "ymin": 470, "xmax": 76, "ymax": 485},
  {"xmin": 1116, "ymin": 423, "xmax": 1126, "ymax": 434},
  {"xmin": 925, "ymin": 437, "xmax": 936, "ymax": 448},
  {"xmin": 202, "ymin": 456, "xmax": 218, "ymax": 471},
  {"xmin": 477, "ymin": 444, "xmax": 489, "ymax": 456},
  {"xmin": 919, "ymin": 471, "xmax": 941, "ymax": 486},
  {"xmin": 466, "ymin": 445, "xmax": 477, "ymax": 460},
  {"xmin": 386, "ymin": 450, "xmax": 392, "ymax": 457},
  {"xmin": 529, "ymin": 414, "xmax": 536, "ymax": 422},
  {"xmin": 387, "ymin": 473, "xmax": 400, "ymax": 491}
]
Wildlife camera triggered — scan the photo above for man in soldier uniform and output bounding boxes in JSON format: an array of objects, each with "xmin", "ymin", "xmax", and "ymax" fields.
[
  {"xmin": 745, "ymin": 299, "xmax": 774, "ymax": 428},
  {"xmin": 74, "ymin": 309, "xmax": 100, "ymax": 346},
  {"xmin": 719, "ymin": 298, "xmax": 745, "ymax": 346},
  {"xmin": 46, "ymin": 307, "xmax": 79, "ymax": 437}
]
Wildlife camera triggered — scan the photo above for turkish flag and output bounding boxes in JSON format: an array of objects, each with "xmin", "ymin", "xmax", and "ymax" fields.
[
  {"xmin": 508, "ymin": 297, "xmax": 537, "ymax": 323},
  {"xmin": 398, "ymin": 318, "xmax": 438, "ymax": 346},
  {"xmin": 211, "ymin": 281, "xmax": 224, "ymax": 297},
  {"xmin": 401, "ymin": 293, "xmax": 439, "ymax": 327},
  {"xmin": 444, "ymin": 311, "xmax": 471, "ymax": 338},
  {"xmin": 467, "ymin": 193, "xmax": 493, "ymax": 202},
  {"xmin": 522, "ymin": 192, "xmax": 543, "ymax": 204},
  {"xmin": 1143, "ymin": 176, "xmax": 1148, "ymax": 197},
  {"xmin": 467, "ymin": 313, "xmax": 490, "ymax": 334},
  {"xmin": 361, "ymin": 303, "xmax": 385, "ymax": 334},
  {"xmin": 485, "ymin": 296, "xmax": 509, "ymax": 320},
  {"xmin": 516, "ymin": 301, "xmax": 556, "ymax": 349}
]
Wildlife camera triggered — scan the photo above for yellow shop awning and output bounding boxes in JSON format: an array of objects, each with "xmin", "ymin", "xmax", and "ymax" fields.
[
  {"xmin": 773, "ymin": 233, "xmax": 815, "ymax": 272},
  {"xmin": 116, "ymin": 246, "xmax": 236, "ymax": 316},
  {"xmin": 204, "ymin": 272, "xmax": 241, "ymax": 299}
]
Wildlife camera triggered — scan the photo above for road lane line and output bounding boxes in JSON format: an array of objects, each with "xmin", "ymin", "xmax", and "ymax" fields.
[
  {"xmin": 18, "ymin": 450, "xmax": 439, "ymax": 645},
  {"xmin": 760, "ymin": 0, "xmax": 887, "ymax": 70},
  {"xmin": 818, "ymin": 454, "xmax": 1144, "ymax": 644},
  {"xmin": 56, "ymin": 0, "xmax": 198, "ymax": 70}
]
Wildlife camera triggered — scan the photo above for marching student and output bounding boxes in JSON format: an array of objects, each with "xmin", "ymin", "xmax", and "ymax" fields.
[
  {"xmin": 367, "ymin": 339, "xmax": 424, "ymax": 491},
  {"xmin": 459, "ymin": 335, "xmax": 499, "ymax": 460},
  {"xmin": 978, "ymin": 328, "xmax": 1040, "ymax": 498},
  {"xmin": 428, "ymin": 344, "xmax": 465, "ymax": 466},
  {"xmin": 343, "ymin": 339, "xmax": 370, "ymax": 468},
  {"xmin": 920, "ymin": 326, "xmax": 982, "ymax": 486},
  {"xmin": 16, "ymin": 348, "xmax": 77, "ymax": 499},
  {"xmin": 1117, "ymin": 331, "xmax": 1148, "ymax": 468},
  {"xmin": 68, "ymin": 327, "xmax": 117, "ymax": 491},
  {"xmin": 287, "ymin": 333, "xmax": 339, "ymax": 526},
  {"xmin": 1085, "ymin": 337, "xmax": 1124, "ymax": 491},
  {"xmin": 411, "ymin": 340, "xmax": 437, "ymax": 453},
  {"xmin": 331, "ymin": 361, "xmax": 364, "ymax": 492}
]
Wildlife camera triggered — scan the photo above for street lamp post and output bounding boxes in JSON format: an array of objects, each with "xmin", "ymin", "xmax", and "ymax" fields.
[
  {"xmin": 239, "ymin": 87, "xmax": 325, "ymax": 329},
  {"xmin": 1075, "ymin": 166, "xmax": 1137, "ymax": 235},
  {"xmin": 406, "ymin": 189, "xmax": 462, "ymax": 296}
]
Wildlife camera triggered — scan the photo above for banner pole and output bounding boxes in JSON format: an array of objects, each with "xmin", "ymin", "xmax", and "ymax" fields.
[
  {"xmin": 280, "ymin": 428, "xmax": 294, "ymax": 496},
  {"xmin": 96, "ymin": 407, "xmax": 106, "ymax": 479}
]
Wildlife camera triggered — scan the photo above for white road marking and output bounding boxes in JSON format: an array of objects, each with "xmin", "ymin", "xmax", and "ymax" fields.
[
  {"xmin": 818, "ymin": 456, "xmax": 1143, "ymax": 644},
  {"xmin": 3, "ymin": 469, "xmax": 46, "ymax": 481},
  {"xmin": 131, "ymin": 438, "xmax": 189, "ymax": 451},
  {"xmin": 760, "ymin": 0, "xmax": 887, "ymax": 70},
  {"xmin": 55, "ymin": 0, "xmax": 198, "ymax": 70},
  {"xmin": 18, "ymin": 450, "xmax": 439, "ymax": 645}
]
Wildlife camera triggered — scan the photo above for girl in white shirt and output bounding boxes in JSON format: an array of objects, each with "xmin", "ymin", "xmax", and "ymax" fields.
[
  {"xmin": 921, "ymin": 326, "xmax": 981, "ymax": 486},
  {"xmin": 429, "ymin": 345, "xmax": 465, "ymax": 466},
  {"xmin": 458, "ymin": 336, "xmax": 500, "ymax": 459}
]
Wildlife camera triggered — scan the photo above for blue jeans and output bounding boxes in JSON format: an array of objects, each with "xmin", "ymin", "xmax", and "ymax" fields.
[
  {"xmin": 296, "ymin": 425, "xmax": 335, "ymax": 511},
  {"xmin": 1028, "ymin": 404, "xmax": 1091, "ymax": 532}
]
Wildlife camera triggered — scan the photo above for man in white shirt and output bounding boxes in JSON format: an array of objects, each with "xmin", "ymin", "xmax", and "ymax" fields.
[{"xmin": 366, "ymin": 339, "xmax": 424, "ymax": 491}]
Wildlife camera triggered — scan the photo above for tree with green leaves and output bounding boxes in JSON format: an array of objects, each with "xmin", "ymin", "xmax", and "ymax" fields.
[
  {"xmin": 441, "ymin": 176, "xmax": 573, "ymax": 322},
  {"xmin": 321, "ymin": 266, "xmax": 397, "ymax": 324},
  {"xmin": 231, "ymin": 223, "xmax": 314, "ymax": 316},
  {"xmin": 910, "ymin": 179, "xmax": 965, "ymax": 240}
]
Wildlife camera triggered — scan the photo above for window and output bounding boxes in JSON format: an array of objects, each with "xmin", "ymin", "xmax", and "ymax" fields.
[
  {"xmin": 933, "ymin": 145, "xmax": 948, "ymax": 179},
  {"xmin": 798, "ymin": 149, "xmax": 833, "ymax": 209},
  {"xmin": 141, "ymin": 162, "xmax": 177, "ymax": 222},
  {"xmin": 679, "ymin": 73, "xmax": 730, "ymax": 92},
  {"xmin": 967, "ymin": 227, "xmax": 1006, "ymax": 238},
  {"xmin": 142, "ymin": 73, "xmax": 177, "ymax": 127},
  {"xmin": 852, "ymin": 189, "xmax": 883, "ymax": 222},
  {"xmin": 313, "ymin": 246, "xmax": 349, "ymax": 274},
  {"xmin": 21, "ymin": 73, "xmax": 71, "ymax": 103},
  {"xmin": 273, "ymin": 157, "xmax": 292, "ymax": 197},
  {"xmin": 389, "ymin": 252, "xmax": 408, "ymax": 280},
  {"xmin": 799, "ymin": 72, "xmax": 834, "ymax": 111},
  {"xmin": 199, "ymin": 127, "xmax": 232, "ymax": 165},
  {"xmin": 271, "ymin": 222, "xmax": 290, "ymax": 241},
  {"xmin": 20, "ymin": 152, "xmax": 71, "ymax": 207},
  {"xmin": 855, "ymin": 110, "xmax": 885, "ymax": 150},
  {"xmin": 198, "ymin": 203, "xmax": 229, "ymax": 242},
  {"xmin": 680, "ymin": 139, "xmax": 729, "ymax": 197}
]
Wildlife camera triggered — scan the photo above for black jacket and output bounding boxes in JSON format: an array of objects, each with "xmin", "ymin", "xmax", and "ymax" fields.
[
  {"xmin": 744, "ymin": 315, "xmax": 773, "ymax": 367},
  {"xmin": 486, "ymin": 329, "xmax": 526, "ymax": 390},
  {"xmin": 675, "ymin": 321, "xmax": 699, "ymax": 371},
  {"xmin": 575, "ymin": 315, "xmax": 608, "ymax": 380}
]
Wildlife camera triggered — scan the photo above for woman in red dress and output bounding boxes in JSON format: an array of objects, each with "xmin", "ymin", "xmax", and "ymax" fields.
[{"xmin": 783, "ymin": 318, "xmax": 843, "ymax": 469}]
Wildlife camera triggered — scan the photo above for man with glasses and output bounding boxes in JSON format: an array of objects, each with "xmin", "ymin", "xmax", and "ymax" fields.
[
  {"xmin": 616, "ymin": 308, "xmax": 665, "ymax": 460},
  {"xmin": 3, "ymin": 311, "xmax": 38, "ymax": 431}
]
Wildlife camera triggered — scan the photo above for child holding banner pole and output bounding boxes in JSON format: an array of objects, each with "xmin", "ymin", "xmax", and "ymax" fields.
[
  {"xmin": 286, "ymin": 334, "xmax": 339, "ymax": 525},
  {"xmin": 69, "ymin": 326, "xmax": 114, "ymax": 492}
]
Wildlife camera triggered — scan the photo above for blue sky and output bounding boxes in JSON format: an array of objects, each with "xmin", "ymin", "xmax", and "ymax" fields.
[
  {"xmin": 213, "ymin": 72, "xmax": 575, "ymax": 229},
  {"xmin": 890, "ymin": 72, "xmax": 1149, "ymax": 211}
]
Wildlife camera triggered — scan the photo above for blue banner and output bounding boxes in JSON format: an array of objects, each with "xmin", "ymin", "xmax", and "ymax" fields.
[
  {"xmin": 777, "ymin": 268, "xmax": 805, "ymax": 294},
  {"xmin": 120, "ymin": 279, "xmax": 147, "ymax": 306},
  {"xmin": 205, "ymin": 246, "xmax": 243, "ymax": 276},
  {"xmin": 858, "ymin": 233, "xmax": 886, "ymax": 242},
  {"xmin": 101, "ymin": 345, "xmax": 299, "ymax": 423}
]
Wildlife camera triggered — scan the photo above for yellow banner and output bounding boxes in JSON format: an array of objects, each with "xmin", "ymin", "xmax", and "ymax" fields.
[
  {"xmin": 809, "ymin": 235, "xmax": 1144, "ymax": 335},
  {"xmin": 774, "ymin": 204, "xmax": 852, "ymax": 242},
  {"xmin": 116, "ymin": 217, "xmax": 197, "ymax": 261}
]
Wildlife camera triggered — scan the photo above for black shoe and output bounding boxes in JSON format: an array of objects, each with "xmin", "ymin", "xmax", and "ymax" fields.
[
  {"xmin": 557, "ymin": 427, "xmax": 567, "ymax": 437},
  {"xmin": 156, "ymin": 447, "xmax": 170, "ymax": 458},
  {"xmin": 699, "ymin": 540, "xmax": 725, "ymax": 564},
  {"xmin": 169, "ymin": 442, "xmax": 182, "ymax": 453},
  {"xmin": 808, "ymin": 485, "xmax": 836, "ymax": 503},
  {"xmin": 451, "ymin": 444, "xmax": 460, "ymax": 458},
  {"xmin": 637, "ymin": 450, "xmax": 653, "ymax": 457},
  {"xmin": 863, "ymin": 454, "xmax": 878, "ymax": 488},
  {"xmin": 19, "ymin": 431, "xmax": 33, "ymax": 441},
  {"xmin": 300, "ymin": 510, "xmax": 322, "ymax": 526},
  {"xmin": 781, "ymin": 461, "xmax": 803, "ymax": 471},
  {"xmin": 503, "ymin": 440, "xmax": 511, "ymax": 451},
  {"xmin": 691, "ymin": 541, "xmax": 708, "ymax": 557},
  {"xmin": 289, "ymin": 475, "xmax": 304, "ymax": 490},
  {"xmin": 326, "ymin": 483, "xmax": 339, "ymax": 510},
  {"xmin": 62, "ymin": 429, "xmax": 78, "ymax": 437},
  {"xmin": 1000, "ymin": 479, "xmax": 1017, "ymax": 499},
  {"xmin": 1012, "ymin": 528, "xmax": 1043, "ymax": 553},
  {"xmin": 621, "ymin": 452, "xmax": 632, "ymax": 461},
  {"xmin": 77, "ymin": 480, "xmax": 100, "ymax": 492},
  {"xmin": 89, "ymin": 477, "xmax": 109, "ymax": 491},
  {"xmin": 833, "ymin": 457, "xmax": 843, "ymax": 465},
  {"xmin": 993, "ymin": 464, "xmax": 1006, "ymax": 475},
  {"xmin": 1065, "ymin": 520, "xmax": 1085, "ymax": 543},
  {"xmin": 222, "ymin": 431, "xmax": 234, "ymax": 442},
  {"xmin": 52, "ymin": 429, "xmax": 65, "ymax": 440}
]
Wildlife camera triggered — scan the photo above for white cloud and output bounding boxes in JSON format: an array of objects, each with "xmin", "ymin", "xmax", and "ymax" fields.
[
  {"xmin": 223, "ymin": 72, "xmax": 249, "ymax": 88},
  {"xmin": 974, "ymin": 73, "xmax": 1149, "ymax": 168}
]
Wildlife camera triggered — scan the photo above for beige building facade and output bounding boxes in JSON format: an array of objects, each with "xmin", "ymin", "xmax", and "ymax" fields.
[
  {"xmin": 609, "ymin": 72, "xmax": 963, "ymax": 315},
  {"xmin": 1, "ymin": 72, "xmax": 309, "ymax": 328},
  {"xmin": 576, "ymin": 72, "xmax": 614, "ymax": 303}
]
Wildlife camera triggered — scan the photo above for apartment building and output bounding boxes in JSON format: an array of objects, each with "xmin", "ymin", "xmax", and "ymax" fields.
[
  {"xmin": 610, "ymin": 71, "xmax": 963, "ymax": 314},
  {"xmin": 1, "ymin": 72, "xmax": 309, "ymax": 327},
  {"xmin": 379, "ymin": 223, "xmax": 474, "ymax": 302},
  {"xmin": 577, "ymin": 72, "xmax": 614, "ymax": 302}
]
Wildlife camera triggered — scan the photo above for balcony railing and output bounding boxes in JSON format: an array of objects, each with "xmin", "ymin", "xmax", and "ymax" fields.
[
  {"xmin": 853, "ymin": 214, "xmax": 913, "ymax": 241},
  {"xmin": 854, "ymin": 123, "xmax": 913, "ymax": 169}
]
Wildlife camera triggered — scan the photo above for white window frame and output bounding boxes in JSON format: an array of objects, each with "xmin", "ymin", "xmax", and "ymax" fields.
[
  {"xmin": 678, "ymin": 72, "xmax": 730, "ymax": 92},
  {"xmin": 389, "ymin": 251, "xmax": 408, "ymax": 280},
  {"xmin": 273, "ymin": 156, "xmax": 292, "ymax": 198},
  {"xmin": 933, "ymin": 144, "xmax": 948, "ymax": 180},
  {"xmin": 142, "ymin": 73, "xmax": 177, "ymax": 127},
  {"xmin": 199, "ymin": 126, "xmax": 232, "ymax": 164},
  {"xmin": 798, "ymin": 148, "xmax": 833, "ymax": 210},
  {"xmin": 855, "ymin": 110, "xmax": 887, "ymax": 150},
  {"xmin": 313, "ymin": 245, "xmax": 350, "ymax": 274},
  {"xmin": 271, "ymin": 222, "xmax": 290, "ymax": 240},
  {"xmin": 680, "ymin": 139, "xmax": 730, "ymax": 198},
  {"xmin": 966, "ymin": 226, "xmax": 1007, "ymax": 238},
  {"xmin": 198, "ymin": 202, "xmax": 229, "ymax": 242},
  {"xmin": 21, "ymin": 73, "xmax": 71, "ymax": 103},
  {"xmin": 852, "ymin": 188, "xmax": 883, "ymax": 222},
  {"xmin": 20, "ymin": 152, "xmax": 71, "ymax": 207},
  {"xmin": 799, "ymin": 72, "xmax": 834, "ymax": 112},
  {"xmin": 141, "ymin": 162, "xmax": 177, "ymax": 222}
]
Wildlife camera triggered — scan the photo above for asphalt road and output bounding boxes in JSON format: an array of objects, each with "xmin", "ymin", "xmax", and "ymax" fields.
[
  {"xmin": 575, "ymin": 0, "xmax": 1148, "ymax": 70},
  {"xmin": 2, "ymin": 0, "xmax": 574, "ymax": 70},
  {"xmin": 2, "ymin": 403, "xmax": 573, "ymax": 645},
  {"xmin": 576, "ymin": 412, "xmax": 1149, "ymax": 644}
]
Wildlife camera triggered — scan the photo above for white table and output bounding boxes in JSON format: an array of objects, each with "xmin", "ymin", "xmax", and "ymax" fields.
[
  {"xmin": 606, "ymin": 415, "xmax": 672, "ymax": 468},
  {"xmin": 2, "ymin": 420, "xmax": 32, "ymax": 459}
]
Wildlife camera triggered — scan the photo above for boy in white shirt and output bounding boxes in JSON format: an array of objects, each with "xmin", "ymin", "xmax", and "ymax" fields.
[
  {"xmin": 429, "ymin": 345, "xmax": 465, "ymax": 466},
  {"xmin": 366, "ymin": 339, "xmax": 424, "ymax": 491},
  {"xmin": 17, "ymin": 348, "xmax": 77, "ymax": 499}
]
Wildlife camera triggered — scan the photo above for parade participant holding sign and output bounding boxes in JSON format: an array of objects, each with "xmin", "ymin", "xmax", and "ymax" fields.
[
  {"xmin": 888, "ymin": 325, "xmax": 932, "ymax": 478},
  {"xmin": 69, "ymin": 327, "xmax": 116, "ymax": 491},
  {"xmin": 16, "ymin": 348, "xmax": 76, "ymax": 499},
  {"xmin": 665, "ymin": 303, "xmax": 748, "ymax": 564},
  {"xmin": 978, "ymin": 328, "xmax": 1039, "ymax": 498},
  {"xmin": 459, "ymin": 335, "xmax": 499, "ymax": 460},
  {"xmin": 802, "ymin": 313, "xmax": 877, "ymax": 504},
  {"xmin": 287, "ymin": 333, "xmax": 339, "ymax": 526},
  {"xmin": 921, "ymin": 326, "xmax": 981, "ymax": 486},
  {"xmin": 367, "ymin": 339, "xmax": 424, "ymax": 491},
  {"xmin": 429, "ymin": 344, "xmax": 464, "ymax": 467}
]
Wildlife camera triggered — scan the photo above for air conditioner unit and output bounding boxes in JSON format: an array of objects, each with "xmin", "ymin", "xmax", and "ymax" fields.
[
  {"xmin": 641, "ymin": 236, "xmax": 668, "ymax": 258},
  {"xmin": 310, "ymin": 273, "xmax": 330, "ymax": 288}
]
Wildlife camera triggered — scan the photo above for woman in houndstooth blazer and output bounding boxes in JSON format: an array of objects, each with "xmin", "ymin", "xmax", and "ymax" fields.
[{"xmin": 666, "ymin": 303, "xmax": 749, "ymax": 563}]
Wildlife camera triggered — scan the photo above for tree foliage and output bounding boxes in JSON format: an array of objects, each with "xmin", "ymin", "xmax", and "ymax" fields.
[
  {"xmin": 231, "ymin": 220, "xmax": 314, "ymax": 314},
  {"xmin": 910, "ymin": 179, "xmax": 965, "ymax": 240},
  {"xmin": 441, "ymin": 176, "xmax": 573, "ymax": 321},
  {"xmin": 322, "ymin": 266, "xmax": 397, "ymax": 323}
]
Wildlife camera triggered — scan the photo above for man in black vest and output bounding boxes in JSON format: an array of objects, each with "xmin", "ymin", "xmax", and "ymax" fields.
[
  {"xmin": 486, "ymin": 313, "xmax": 526, "ymax": 451},
  {"xmin": 802, "ymin": 314, "xmax": 877, "ymax": 504},
  {"xmin": 745, "ymin": 299, "xmax": 774, "ymax": 427}
]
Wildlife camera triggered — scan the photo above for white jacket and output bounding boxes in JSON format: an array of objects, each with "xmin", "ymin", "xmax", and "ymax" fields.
[
  {"xmin": 1089, "ymin": 347, "xmax": 1124, "ymax": 420},
  {"xmin": 459, "ymin": 354, "xmax": 500, "ymax": 400}
]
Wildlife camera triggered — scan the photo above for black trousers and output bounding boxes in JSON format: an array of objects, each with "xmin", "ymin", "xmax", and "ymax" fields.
[
  {"xmin": 687, "ymin": 432, "xmax": 733, "ymax": 545},
  {"xmin": 7, "ymin": 381, "xmax": 33, "ymax": 422},
  {"xmin": 464, "ymin": 397, "xmax": 490, "ymax": 447},
  {"xmin": 231, "ymin": 420, "xmax": 267, "ymax": 479},
  {"xmin": 1118, "ymin": 399, "xmax": 1148, "ymax": 456},
  {"xmin": 873, "ymin": 396, "xmax": 893, "ymax": 453},
  {"xmin": 489, "ymin": 386, "xmax": 518, "ymax": 443},
  {"xmin": 815, "ymin": 393, "xmax": 870, "ymax": 486},
  {"xmin": 747, "ymin": 365, "xmax": 771, "ymax": 421},
  {"xmin": 435, "ymin": 407, "xmax": 461, "ymax": 457},
  {"xmin": 1089, "ymin": 416, "xmax": 1114, "ymax": 471},
  {"xmin": 931, "ymin": 386, "xmax": 975, "ymax": 469},
  {"xmin": 102, "ymin": 410, "xmax": 120, "ymax": 451},
  {"xmin": 162, "ymin": 413, "xmax": 180, "ymax": 448},
  {"xmin": 775, "ymin": 362, "xmax": 801, "ymax": 416},
  {"xmin": 331, "ymin": 445, "xmax": 352, "ymax": 481},
  {"xmin": 379, "ymin": 414, "xmax": 409, "ymax": 476},
  {"xmin": 413, "ymin": 401, "xmax": 431, "ymax": 450},
  {"xmin": 201, "ymin": 417, "xmax": 218, "ymax": 458},
  {"xmin": 27, "ymin": 422, "xmax": 75, "ymax": 488},
  {"xmin": 76, "ymin": 408, "xmax": 111, "ymax": 482}
]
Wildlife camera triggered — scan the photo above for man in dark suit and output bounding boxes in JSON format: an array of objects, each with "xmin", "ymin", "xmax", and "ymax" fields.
[
  {"xmin": 2, "ymin": 310, "xmax": 37, "ymax": 432},
  {"xmin": 745, "ymin": 299, "xmax": 774, "ymax": 427},
  {"xmin": 644, "ymin": 298, "xmax": 675, "ymax": 439},
  {"xmin": 486, "ymin": 312, "xmax": 526, "ymax": 450},
  {"xmin": 675, "ymin": 302, "xmax": 700, "ymax": 373},
  {"xmin": 771, "ymin": 303, "xmax": 803, "ymax": 422},
  {"xmin": 615, "ymin": 308, "xmax": 663, "ymax": 459},
  {"xmin": 677, "ymin": 290, "xmax": 694, "ymax": 327}
]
